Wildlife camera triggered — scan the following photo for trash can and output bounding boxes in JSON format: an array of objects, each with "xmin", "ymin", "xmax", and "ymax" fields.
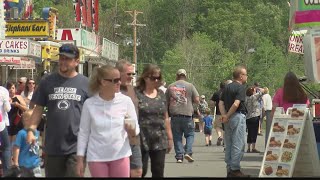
[{"xmin": 313, "ymin": 122, "xmax": 320, "ymax": 159}]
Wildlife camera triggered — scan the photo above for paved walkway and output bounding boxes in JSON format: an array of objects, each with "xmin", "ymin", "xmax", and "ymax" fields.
[
  {"xmin": 38, "ymin": 130, "xmax": 266, "ymax": 177},
  {"xmin": 145, "ymin": 131, "xmax": 265, "ymax": 178}
]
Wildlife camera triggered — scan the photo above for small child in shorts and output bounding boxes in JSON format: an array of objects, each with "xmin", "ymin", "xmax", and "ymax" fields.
[
  {"xmin": 12, "ymin": 109, "xmax": 41, "ymax": 177},
  {"xmin": 202, "ymin": 108, "xmax": 213, "ymax": 146}
]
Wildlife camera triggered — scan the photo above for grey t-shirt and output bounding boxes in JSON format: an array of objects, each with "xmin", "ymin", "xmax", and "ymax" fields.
[
  {"xmin": 31, "ymin": 72, "xmax": 89, "ymax": 155},
  {"xmin": 166, "ymin": 80, "xmax": 199, "ymax": 116}
]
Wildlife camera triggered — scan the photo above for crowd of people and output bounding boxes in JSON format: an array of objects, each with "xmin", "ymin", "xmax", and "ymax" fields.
[{"xmin": 0, "ymin": 43, "xmax": 311, "ymax": 177}]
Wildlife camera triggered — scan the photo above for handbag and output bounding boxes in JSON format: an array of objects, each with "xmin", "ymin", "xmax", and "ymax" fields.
[{"xmin": 13, "ymin": 112, "xmax": 22, "ymax": 126}]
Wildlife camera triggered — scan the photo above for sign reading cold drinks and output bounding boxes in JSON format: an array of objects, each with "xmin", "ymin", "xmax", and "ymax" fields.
[{"xmin": 0, "ymin": 39, "xmax": 41, "ymax": 60}]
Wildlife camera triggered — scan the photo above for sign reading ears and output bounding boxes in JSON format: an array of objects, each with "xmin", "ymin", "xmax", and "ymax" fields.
[{"xmin": 303, "ymin": 28, "xmax": 320, "ymax": 83}]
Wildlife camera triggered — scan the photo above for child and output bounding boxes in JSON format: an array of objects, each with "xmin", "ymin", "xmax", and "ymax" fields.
[
  {"xmin": 202, "ymin": 108, "xmax": 213, "ymax": 146},
  {"xmin": 12, "ymin": 109, "xmax": 41, "ymax": 177}
]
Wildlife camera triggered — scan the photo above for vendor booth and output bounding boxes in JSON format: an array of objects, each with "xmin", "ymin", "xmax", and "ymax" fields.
[{"xmin": 0, "ymin": 39, "xmax": 41, "ymax": 83}]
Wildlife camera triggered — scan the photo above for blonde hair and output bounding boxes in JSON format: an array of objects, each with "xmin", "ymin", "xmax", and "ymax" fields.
[
  {"xmin": 89, "ymin": 64, "xmax": 117, "ymax": 94},
  {"xmin": 22, "ymin": 109, "xmax": 33, "ymax": 121},
  {"xmin": 205, "ymin": 108, "xmax": 211, "ymax": 115},
  {"xmin": 115, "ymin": 59, "xmax": 132, "ymax": 72}
]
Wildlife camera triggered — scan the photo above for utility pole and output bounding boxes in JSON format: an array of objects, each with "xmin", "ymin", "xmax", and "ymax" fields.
[{"xmin": 125, "ymin": 10, "xmax": 146, "ymax": 72}]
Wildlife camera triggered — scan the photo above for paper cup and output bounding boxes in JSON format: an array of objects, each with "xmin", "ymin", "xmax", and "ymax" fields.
[{"xmin": 124, "ymin": 119, "xmax": 136, "ymax": 129}]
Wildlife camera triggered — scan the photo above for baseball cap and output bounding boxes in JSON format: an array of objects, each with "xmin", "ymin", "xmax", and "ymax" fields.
[
  {"xmin": 177, "ymin": 69, "xmax": 187, "ymax": 76},
  {"xmin": 201, "ymin": 95, "xmax": 205, "ymax": 98},
  {"xmin": 58, "ymin": 44, "xmax": 79, "ymax": 59}
]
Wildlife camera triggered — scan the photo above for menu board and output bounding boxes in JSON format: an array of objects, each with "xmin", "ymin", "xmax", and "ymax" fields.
[{"xmin": 259, "ymin": 106, "xmax": 307, "ymax": 177}]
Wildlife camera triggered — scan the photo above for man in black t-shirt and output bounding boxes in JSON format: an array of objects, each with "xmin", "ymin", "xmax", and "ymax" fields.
[
  {"xmin": 27, "ymin": 44, "xmax": 90, "ymax": 177},
  {"xmin": 219, "ymin": 66, "xmax": 249, "ymax": 178}
]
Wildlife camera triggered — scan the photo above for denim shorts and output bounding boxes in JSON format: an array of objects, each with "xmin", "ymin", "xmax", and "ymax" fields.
[
  {"xmin": 204, "ymin": 127, "xmax": 212, "ymax": 135},
  {"xmin": 130, "ymin": 145, "xmax": 142, "ymax": 169}
]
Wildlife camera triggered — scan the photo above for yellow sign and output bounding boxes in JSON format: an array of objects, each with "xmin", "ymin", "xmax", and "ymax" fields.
[
  {"xmin": 42, "ymin": 45, "xmax": 59, "ymax": 61},
  {"xmin": 40, "ymin": 41, "xmax": 60, "ymax": 61},
  {"xmin": 5, "ymin": 21, "xmax": 49, "ymax": 37}
]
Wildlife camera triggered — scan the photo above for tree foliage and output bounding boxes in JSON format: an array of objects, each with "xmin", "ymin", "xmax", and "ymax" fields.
[{"xmin": 32, "ymin": 0, "xmax": 320, "ymax": 97}]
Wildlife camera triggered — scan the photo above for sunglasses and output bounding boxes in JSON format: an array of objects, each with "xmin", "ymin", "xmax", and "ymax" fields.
[
  {"xmin": 149, "ymin": 76, "xmax": 161, "ymax": 81},
  {"xmin": 104, "ymin": 78, "xmax": 121, "ymax": 84},
  {"xmin": 18, "ymin": 81, "xmax": 23, "ymax": 84},
  {"xmin": 127, "ymin": 73, "xmax": 136, "ymax": 76}
]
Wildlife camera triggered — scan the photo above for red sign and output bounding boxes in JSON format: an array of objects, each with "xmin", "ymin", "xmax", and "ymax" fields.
[
  {"xmin": 93, "ymin": 0, "xmax": 99, "ymax": 32},
  {"xmin": 86, "ymin": 0, "xmax": 92, "ymax": 28},
  {"xmin": 0, "ymin": 57, "xmax": 21, "ymax": 64}
]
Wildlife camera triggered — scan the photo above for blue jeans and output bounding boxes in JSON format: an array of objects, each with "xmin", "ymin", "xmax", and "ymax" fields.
[
  {"xmin": 224, "ymin": 113, "xmax": 246, "ymax": 171},
  {"xmin": 0, "ymin": 127, "xmax": 12, "ymax": 175},
  {"xmin": 171, "ymin": 116, "xmax": 194, "ymax": 160}
]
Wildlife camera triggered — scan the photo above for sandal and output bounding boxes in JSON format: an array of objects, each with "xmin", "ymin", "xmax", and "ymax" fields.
[{"xmin": 251, "ymin": 149, "xmax": 261, "ymax": 153}]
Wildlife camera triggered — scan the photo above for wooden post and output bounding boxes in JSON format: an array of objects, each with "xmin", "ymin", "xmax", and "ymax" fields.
[{"xmin": 125, "ymin": 10, "xmax": 146, "ymax": 73}]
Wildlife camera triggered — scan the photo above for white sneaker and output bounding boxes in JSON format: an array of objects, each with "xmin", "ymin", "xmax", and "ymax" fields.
[
  {"xmin": 176, "ymin": 159, "xmax": 183, "ymax": 163},
  {"xmin": 184, "ymin": 154, "xmax": 194, "ymax": 162}
]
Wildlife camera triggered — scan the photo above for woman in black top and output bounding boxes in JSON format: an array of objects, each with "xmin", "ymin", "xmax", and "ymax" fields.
[
  {"xmin": 6, "ymin": 82, "xmax": 27, "ymax": 142},
  {"xmin": 135, "ymin": 64, "xmax": 173, "ymax": 178}
]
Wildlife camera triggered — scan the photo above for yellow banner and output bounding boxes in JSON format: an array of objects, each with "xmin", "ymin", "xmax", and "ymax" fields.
[
  {"xmin": 42, "ymin": 45, "xmax": 59, "ymax": 61},
  {"xmin": 5, "ymin": 21, "xmax": 49, "ymax": 37}
]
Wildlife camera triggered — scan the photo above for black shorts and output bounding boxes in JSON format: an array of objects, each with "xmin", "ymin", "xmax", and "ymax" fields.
[
  {"xmin": 8, "ymin": 120, "xmax": 23, "ymax": 136},
  {"xmin": 204, "ymin": 127, "xmax": 212, "ymax": 135},
  {"xmin": 37, "ymin": 117, "xmax": 46, "ymax": 132},
  {"xmin": 130, "ymin": 145, "xmax": 142, "ymax": 169}
]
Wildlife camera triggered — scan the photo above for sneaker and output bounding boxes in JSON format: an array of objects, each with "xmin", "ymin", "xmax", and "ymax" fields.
[
  {"xmin": 247, "ymin": 149, "xmax": 251, "ymax": 153},
  {"xmin": 205, "ymin": 144, "xmax": 209, "ymax": 146},
  {"xmin": 184, "ymin": 154, "xmax": 194, "ymax": 162},
  {"xmin": 217, "ymin": 137, "xmax": 223, "ymax": 146},
  {"xmin": 176, "ymin": 159, "xmax": 183, "ymax": 163},
  {"xmin": 251, "ymin": 149, "xmax": 261, "ymax": 153},
  {"xmin": 209, "ymin": 140, "xmax": 212, "ymax": 146},
  {"xmin": 227, "ymin": 170, "xmax": 250, "ymax": 177}
]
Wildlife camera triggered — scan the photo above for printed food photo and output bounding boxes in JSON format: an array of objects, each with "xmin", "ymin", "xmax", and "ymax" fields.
[
  {"xmin": 273, "ymin": 122, "xmax": 285, "ymax": 132},
  {"xmin": 283, "ymin": 139, "xmax": 296, "ymax": 149},
  {"xmin": 269, "ymin": 137, "xmax": 282, "ymax": 147},
  {"xmin": 287, "ymin": 125, "xmax": 300, "ymax": 135},
  {"xmin": 281, "ymin": 151, "xmax": 293, "ymax": 163}
]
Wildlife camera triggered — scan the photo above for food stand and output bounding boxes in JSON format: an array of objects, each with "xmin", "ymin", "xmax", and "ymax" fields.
[{"xmin": 0, "ymin": 39, "xmax": 41, "ymax": 83}]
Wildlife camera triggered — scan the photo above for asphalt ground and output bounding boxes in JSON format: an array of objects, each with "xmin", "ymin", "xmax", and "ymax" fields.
[{"xmin": 37, "ymin": 128, "xmax": 265, "ymax": 177}]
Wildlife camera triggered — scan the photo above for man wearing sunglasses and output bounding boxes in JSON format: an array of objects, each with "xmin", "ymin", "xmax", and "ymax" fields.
[
  {"xmin": 27, "ymin": 44, "xmax": 90, "ymax": 177},
  {"xmin": 16, "ymin": 77, "xmax": 27, "ymax": 95},
  {"xmin": 166, "ymin": 69, "xmax": 199, "ymax": 163},
  {"xmin": 115, "ymin": 60, "xmax": 142, "ymax": 178},
  {"xmin": 219, "ymin": 65, "xmax": 249, "ymax": 177}
]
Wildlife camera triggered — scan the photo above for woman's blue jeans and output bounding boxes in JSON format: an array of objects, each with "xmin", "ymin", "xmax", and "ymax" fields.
[{"xmin": 1, "ymin": 127, "xmax": 12, "ymax": 175}]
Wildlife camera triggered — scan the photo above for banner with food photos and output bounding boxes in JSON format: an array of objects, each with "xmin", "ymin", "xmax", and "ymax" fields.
[{"xmin": 259, "ymin": 105, "xmax": 308, "ymax": 178}]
